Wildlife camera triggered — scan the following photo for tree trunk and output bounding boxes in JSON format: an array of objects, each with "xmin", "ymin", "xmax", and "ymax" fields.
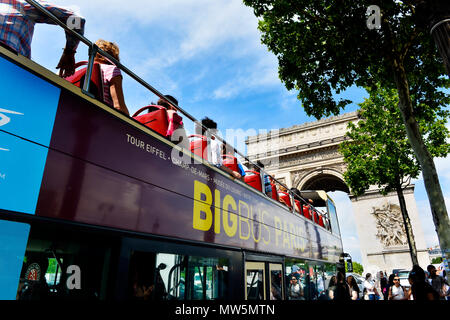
[
  {"xmin": 392, "ymin": 60, "xmax": 450, "ymax": 272},
  {"xmin": 396, "ymin": 183, "xmax": 419, "ymax": 266}
]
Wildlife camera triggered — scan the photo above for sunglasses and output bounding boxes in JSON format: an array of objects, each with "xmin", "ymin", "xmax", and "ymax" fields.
[{"xmin": 394, "ymin": 278, "xmax": 400, "ymax": 281}]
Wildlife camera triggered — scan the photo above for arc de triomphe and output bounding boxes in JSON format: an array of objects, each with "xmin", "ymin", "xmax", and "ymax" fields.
[{"xmin": 245, "ymin": 111, "xmax": 430, "ymax": 273}]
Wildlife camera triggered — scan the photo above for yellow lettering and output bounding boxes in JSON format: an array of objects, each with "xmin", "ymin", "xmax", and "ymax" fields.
[
  {"xmin": 223, "ymin": 195, "xmax": 237, "ymax": 237},
  {"xmin": 283, "ymin": 221, "xmax": 290, "ymax": 248},
  {"xmin": 239, "ymin": 200, "xmax": 250, "ymax": 240},
  {"xmin": 214, "ymin": 189, "xmax": 221, "ymax": 234},
  {"xmin": 262, "ymin": 210, "xmax": 270, "ymax": 245},
  {"xmin": 289, "ymin": 223, "xmax": 296, "ymax": 250},
  {"xmin": 193, "ymin": 180, "xmax": 213, "ymax": 231},
  {"xmin": 274, "ymin": 216, "xmax": 282, "ymax": 247}
]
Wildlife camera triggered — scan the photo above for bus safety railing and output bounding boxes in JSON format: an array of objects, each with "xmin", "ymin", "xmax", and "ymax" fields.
[{"xmin": 24, "ymin": 0, "xmax": 330, "ymax": 228}]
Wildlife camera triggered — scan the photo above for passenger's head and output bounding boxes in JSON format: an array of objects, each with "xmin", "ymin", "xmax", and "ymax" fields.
[
  {"xmin": 196, "ymin": 117, "xmax": 217, "ymax": 136},
  {"xmin": 365, "ymin": 273, "xmax": 372, "ymax": 280},
  {"xmin": 95, "ymin": 39, "xmax": 120, "ymax": 64},
  {"xmin": 308, "ymin": 199, "xmax": 314, "ymax": 205},
  {"xmin": 157, "ymin": 95, "xmax": 178, "ymax": 110}
]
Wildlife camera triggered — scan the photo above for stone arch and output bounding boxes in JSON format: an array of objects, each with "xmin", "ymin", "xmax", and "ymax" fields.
[{"xmin": 295, "ymin": 168, "xmax": 350, "ymax": 193}]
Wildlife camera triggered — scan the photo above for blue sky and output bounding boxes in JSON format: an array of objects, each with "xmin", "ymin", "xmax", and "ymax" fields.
[{"xmin": 27, "ymin": 0, "xmax": 449, "ymax": 264}]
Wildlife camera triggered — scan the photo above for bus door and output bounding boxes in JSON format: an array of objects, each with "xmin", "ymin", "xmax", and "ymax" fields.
[{"xmin": 244, "ymin": 254, "xmax": 284, "ymax": 300}]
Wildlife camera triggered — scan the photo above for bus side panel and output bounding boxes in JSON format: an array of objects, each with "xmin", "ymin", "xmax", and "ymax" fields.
[{"xmin": 36, "ymin": 147, "xmax": 343, "ymax": 262}]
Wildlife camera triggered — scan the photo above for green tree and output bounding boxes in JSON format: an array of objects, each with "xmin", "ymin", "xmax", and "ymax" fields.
[
  {"xmin": 431, "ymin": 257, "xmax": 443, "ymax": 264},
  {"xmin": 344, "ymin": 261, "xmax": 364, "ymax": 275},
  {"xmin": 243, "ymin": 0, "xmax": 450, "ymax": 267},
  {"xmin": 340, "ymin": 85, "xmax": 449, "ymax": 265}
]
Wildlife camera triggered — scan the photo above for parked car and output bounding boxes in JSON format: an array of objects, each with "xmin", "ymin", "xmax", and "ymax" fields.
[{"xmin": 392, "ymin": 269, "xmax": 410, "ymax": 289}]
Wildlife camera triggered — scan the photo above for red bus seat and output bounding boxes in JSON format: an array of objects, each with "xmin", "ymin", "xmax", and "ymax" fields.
[
  {"xmin": 294, "ymin": 200, "xmax": 301, "ymax": 214},
  {"xmin": 65, "ymin": 61, "xmax": 104, "ymax": 102},
  {"xmin": 222, "ymin": 155, "xmax": 238, "ymax": 172},
  {"xmin": 132, "ymin": 105, "xmax": 169, "ymax": 137},
  {"xmin": 244, "ymin": 170, "xmax": 262, "ymax": 192},
  {"xmin": 303, "ymin": 205, "xmax": 312, "ymax": 220},
  {"xmin": 318, "ymin": 214, "xmax": 325, "ymax": 227},
  {"xmin": 313, "ymin": 210, "xmax": 319, "ymax": 224},
  {"xmin": 278, "ymin": 192, "xmax": 292, "ymax": 209},
  {"xmin": 270, "ymin": 181, "xmax": 279, "ymax": 201},
  {"xmin": 188, "ymin": 135, "xmax": 209, "ymax": 160}
]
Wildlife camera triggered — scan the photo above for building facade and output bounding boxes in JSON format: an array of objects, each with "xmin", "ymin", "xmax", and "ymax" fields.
[{"xmin": 245, "ymin": 111, "xmax": 430, "ymax": 273}]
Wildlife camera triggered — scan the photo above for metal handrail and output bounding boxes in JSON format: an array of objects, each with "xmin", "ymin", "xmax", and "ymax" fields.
[{"xmin": 24, "ymin": 0, "xmax": 325, "ymax": 218}]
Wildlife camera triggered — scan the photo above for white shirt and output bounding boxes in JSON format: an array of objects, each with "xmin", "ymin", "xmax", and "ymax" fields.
[
  {"xmin": 364, "ymin": 279, "xmax": 375, "ymax": 294},
  {"xmin": 210, "ymin": 137, "xmax": 222, "ymax": 167},
  {"xmin": 391, "ymin": 285, "xmax": 405, "ymax": 300}
]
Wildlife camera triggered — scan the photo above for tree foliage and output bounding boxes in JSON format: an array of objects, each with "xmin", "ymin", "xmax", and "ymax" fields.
[
  {"xmin": 243, "ymin": 0, "xmax": 449, "ymax": 119},
  {"xmin": 244, "ymin": 0, "xmax": 450, "ymax": 270},
  {"xmin": 345, "ymin": 261, "xmax": 364, "ymax": 275},
  {"xmin": 340, "ymin": 85, "xmax": 449, "ymax": 196}
]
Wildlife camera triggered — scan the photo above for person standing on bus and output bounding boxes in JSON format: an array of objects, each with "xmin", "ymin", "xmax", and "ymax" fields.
[
  {"xmin": 0, "ymin": 0, "xmax": 85, "ymax": 77},
  {"xmin": 94, "ymin": 39, "xmax": 129, "ymax": 116}
]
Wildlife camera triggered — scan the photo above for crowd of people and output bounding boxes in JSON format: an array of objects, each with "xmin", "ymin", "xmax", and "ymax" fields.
[{"xmin": 323, "ymin": 264, "xmax": 449, "ymax": 301}]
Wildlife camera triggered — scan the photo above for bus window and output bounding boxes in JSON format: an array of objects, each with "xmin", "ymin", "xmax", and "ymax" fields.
[
  {"xmin": 15, "ymin": 225, "xmax": 114, "ymax": 301},
  {"xmin": 129, "ymin": 251, "xmax": 176, "ymax": 301},
  {"xmin": 245, "ymin": 262, "xmax": 265, "ymax": 300},
  {"xmin": 269, "ymin": 263, "xmax": 283, "ymax": 300},
  {"xmin": 129, "ymin": 252, "xmax": 229, "ymax": 301},
  {"xmin": 187, "ymin": 256, "xmax": 229, "ymax": 300},
  {"xmin": 328, "ymin": 200, "xmax": 341, "ymax": 235},
  {"xmin": 285, "ymin": 260, "xmax": 307, "ymax": 300}
]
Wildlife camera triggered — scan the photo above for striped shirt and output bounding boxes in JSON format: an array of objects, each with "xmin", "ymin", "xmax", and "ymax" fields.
[
  {"xmin": 0, "ymin": 0, "xmax": 85, "ymax": 58},
  {"xmin": 99, "ymin": 63, "xmax": 122, "ymax": 106}
]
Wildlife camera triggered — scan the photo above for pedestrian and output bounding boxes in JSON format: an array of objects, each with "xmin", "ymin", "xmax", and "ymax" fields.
[
  {"xmin": 388, "ymin": 275, "xmax": 406, "ymax": 300},
  {"xmin": 334, "ymin": 271, "xmax": 351, "ymax": 300},
  {"xmin": 327, "ymin": 275, "xmax": 337, "ymax": 300},
  {"xmin": 427, "ymin": 264, "xmax": 449, "ymax": 300},
  {"xmin": 379, "ymin": 271, "xmax": 389, "ymax": 300},
  {"xmin": 346, "ymin": 275, "xmax": 360, "ymax": 300},
  {"xmin": 408, "ymin": 265, "xmax": 439, "ymax": 300},
  {"xmin": 288, "ymin": 276, "xmax": 303, "ymax": 300},
  {"xmin": 0, "ymin": 0, "xmax": 85, "ymax": 77},
  {"xmin": 363, "ymin": 273, "xmax": 380, "ymax": 300}
]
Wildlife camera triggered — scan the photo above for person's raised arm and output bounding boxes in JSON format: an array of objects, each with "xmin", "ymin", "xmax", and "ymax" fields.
[
  {"xmin": 25, "ymin": 2, "xmax": 85, "ymax": 77},
  {"xmin": 109, "ymin": 76, "xmax": 130, "ymax": 116}
]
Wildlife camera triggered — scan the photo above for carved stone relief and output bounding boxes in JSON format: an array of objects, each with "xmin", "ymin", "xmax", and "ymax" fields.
[{"xmin": 371, "ymin": 203, "xmax": 408, "ymax": 248}]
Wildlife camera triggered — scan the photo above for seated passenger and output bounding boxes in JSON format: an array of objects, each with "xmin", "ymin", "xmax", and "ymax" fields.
[
  {"xmin": 278, "ymin": 185, "xmax": 288, "ymax": 206},
  {"xmin": 156, "ymin": 95, "xmax": 184, "ymax": 138},
  {"xmin": 221, "ymin": 143, "xmax": 246, "ymax": 181},
  {"xmin": 94, "ymin": 39, "xmax": 129, "ymax": 116},
  {"xmin": 254, "ymin": 161, "xmax": 272, "ymax": 197},
  {"xmin": 199, "ymin": 117, "xmax": 241, "ymax": 179}
]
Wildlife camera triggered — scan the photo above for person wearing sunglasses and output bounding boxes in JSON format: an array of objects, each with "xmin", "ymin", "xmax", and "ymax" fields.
[{"xmin": 388, "ymin": 275, "xmax": 406, "ymax": 300}]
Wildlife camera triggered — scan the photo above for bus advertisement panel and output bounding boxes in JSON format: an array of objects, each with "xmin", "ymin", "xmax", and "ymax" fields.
[{"xmin": 0, "ymin": 51, "xmax": 342, "ymax": 265}]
